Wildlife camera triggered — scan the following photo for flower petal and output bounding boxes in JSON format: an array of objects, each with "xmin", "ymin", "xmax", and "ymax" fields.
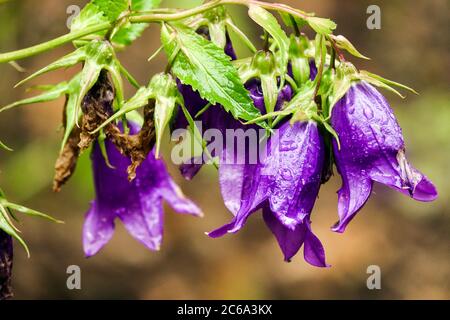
[
  {"xmin": 262, "ymin": 206, "xmax": 306, "ymax": 262},
  {"xmin": 118, "ymin": 192, "xmax": 164, "ymax": 251},
  {"xmin": 266, "ymin": 121, "xmax": 324, "ymax": 229},
  {"xmin": 83, "ymin": 201, "xmax": 116, "ymax": 257},
  {"xmin": 303, "ymin": 222, "xmax": 329, "ymax": 268},
  {"xmin": 332, "ymin": 166, "xmax": 373, "ymax": 233}
]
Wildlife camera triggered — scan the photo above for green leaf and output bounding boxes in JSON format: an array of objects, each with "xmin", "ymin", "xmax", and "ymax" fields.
[
  {"xmin": 248, "ymin": 5, "xmax": 289, "ymax": 83},
  {"xmin": 112, "ymin": 0, "xmax": 162, "ymax": 47},
  {"xmin": 225, "ymin": 18, "xmax": 257, "ymax": 53},
  {"xmin": 93, "ymin": 0, "xmax": 128, "ymax": 21},
  {"xmin": 161, "ymin": 24, "xmax": 265, "ymax": 127},
  {"xmin": 70, "ymin": 3, "xmax": 109, "ymax": 35},
  {"xmin": 307, "ymin": 17, "xmax": 337, "ymax": 35},
  {"xmin": 1, "ymin": 82, "xmax": 69, "ymax": 113},
  {"xmin": 280, "ymin": 12, "xmax": 308, "ymax": 30},
  {"xmin": 330, "ymin": 35, "xmax": 370, "ymax": 60}
]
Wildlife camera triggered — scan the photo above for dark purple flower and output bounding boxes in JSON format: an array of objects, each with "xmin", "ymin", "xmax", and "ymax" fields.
[
  {"xmin": 210, "ymin": 121, "xmax": 328, "ymax": 266},
  {"xmin": 331, "ymin": 82, "xmax": 438, "ymax": 233},
  {"xmin": 83, "ymin": 122, "xmax": 202, "ymax": 257},
  {"xmin": 176, "ymin": 79, "xmax": 293, "ymax": 180}
]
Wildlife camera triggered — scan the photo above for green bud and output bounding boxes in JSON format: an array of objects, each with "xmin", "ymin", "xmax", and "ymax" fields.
[{"xmin": 251, "ymin": 50, "xmax": 276, "ymax": 75}]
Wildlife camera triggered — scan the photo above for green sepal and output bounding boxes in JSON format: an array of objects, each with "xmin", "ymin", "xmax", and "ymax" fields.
[
  {"xmin": 289, "ymin": 35, "xmax": 311, "ymax": 86},
  {"xmin": 307, "ymin": 16, "xmax": 337, "ymax": 35},
  {"xmin": 15, "ymin": 48, "xmax": 87, "ymax": 87},
  {"xmin": 357, "ymin": 70, "xmax": 418, "ymax": 97},
  {"xmin": 330, "ymin": 34, "xmax": 370, "ymax": 60},
  {"xmin": 1, "ymin": 82, "xmax": 68, "ymax": 113},
  {"xmin": 248, "ymin": 5, "xmax": 289, "ymax": 86},
  {"xmin": 0, "ymin": 190, "xmax": 63, "ymax": 258},
  {"xmin": 92, "ymin": 85, "xmax": 153, "ymax": 134},
  {"xmin": 0, "ymin": 139, "xmax": 13, "ymax": 152},
  {"xmin": 151, "ymin": 73, "xmax": 179, "ymax": 158}
]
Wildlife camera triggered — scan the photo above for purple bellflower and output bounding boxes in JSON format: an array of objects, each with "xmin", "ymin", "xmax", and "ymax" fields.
[
  {"xmin": 331, "ymin": 82, "xmax": 438, "ymax": 232},
  {"xmin": 83, "ymin": 122, "xmax": 202, "ymax": 257},
  {"xmin": 210, "ymin": 121, "xmax": 328, "ymax": 267}
]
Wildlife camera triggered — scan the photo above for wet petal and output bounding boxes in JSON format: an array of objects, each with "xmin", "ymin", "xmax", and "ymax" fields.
[
  {"xmin": 265, "ymin": 121, "xmax": 324, "ymax": 229},
  {"xmin": 83, "ymin": 201, "xmax": 116, "ymax": 257},
  {"xmin": 118, "ymin": 192, "xmax": 164, "ymax": 251},
  {"xmin": 262, "ymin": 206, "xmax": 306, "ymax": 262},
  {"xmin": 332, "ymin": 81, "xmax": 437, "ymax": 231},
  {"xmin": 332, "ymin": 166, "xmax": 373, "ymax": 233},
  {"xmin": 303, "ymin": 222, "xmax": 329, "ymax": 268}
]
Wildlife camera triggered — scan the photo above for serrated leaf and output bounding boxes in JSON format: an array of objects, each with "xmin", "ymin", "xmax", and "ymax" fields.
[
  {"xmin": 248, "ymin": 5, "xmax": 289, "ymax": 84},
  {"xmin": 1, "ymin": 82, "xmax": 69, "ymax": 113},
  {"xmin": 93, "ymin": 0, "xmax": 128, "ymax": 21},
  {"xmin": 330, "ymin": 35, "xmax": 370, "ymax": 60},
  {"xmin": 161, "ymin": 24, "xmax": 265, "ymax": 127},
  {"xmin": 307, "ymin": 17, "xmax": 337, "ymax": 35},
  {"xmin": 70, "ymin": 3, "xmax": 109, "ymax": 35},
  {"xmin": 112, "ymin": 0, "xmax": 162, "ymax": 47}
]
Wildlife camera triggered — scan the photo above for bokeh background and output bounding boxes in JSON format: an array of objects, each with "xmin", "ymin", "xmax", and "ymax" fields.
[{"xmin": 0, "ymin": 0, "xmax": 449, "ymax": 299}]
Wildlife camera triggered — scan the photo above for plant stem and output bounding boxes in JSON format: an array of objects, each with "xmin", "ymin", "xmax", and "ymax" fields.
[
  {"xmin": 0, "ymin": 0, "xmax": 314, "ymax": 64},
  {"xmin": 0, "ymin": 22, "xmax": 111, "ymax": 64},
  {"xmin": 129, "ymin": 0, "xmax": 310, "ymax": 23}
]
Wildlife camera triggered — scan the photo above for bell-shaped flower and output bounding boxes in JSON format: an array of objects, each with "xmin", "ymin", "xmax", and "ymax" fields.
[
  {"xmin": 83, "ymin": 122, "xmax": 202, "ymax": 257},
  {"xmin": 210, "ymin": 121, "xmax": 328, "ymax": 266},
  {"xmin": 331, "ymin": 82, "xmax": 438, "ymax": 232}
]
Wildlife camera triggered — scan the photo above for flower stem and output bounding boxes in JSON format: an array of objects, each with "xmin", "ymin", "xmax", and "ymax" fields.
[{"xmin": 0, "ymin": 22, "xmax": 111, "ymax": 64}]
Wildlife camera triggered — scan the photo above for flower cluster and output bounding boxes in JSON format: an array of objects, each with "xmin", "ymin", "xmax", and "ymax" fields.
[{"xmin": 0, "ymin": 0, "xmax": 438, "ymax": 271}]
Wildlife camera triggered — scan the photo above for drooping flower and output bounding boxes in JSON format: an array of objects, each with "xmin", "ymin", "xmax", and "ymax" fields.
[
  {"xmin": 83, "ymin": 122, "xmax": 202, "ymax": 257},
  {"xmin": 331, "ymin": 82, "xmax": 438, "ymax": 233},
  {"xmin": 176, "ymin": 78, "xmax": 293, "ymax": 180},
  {"xmin": 210, "ymin": 121, "xmax": 328, "ymax": 266}
]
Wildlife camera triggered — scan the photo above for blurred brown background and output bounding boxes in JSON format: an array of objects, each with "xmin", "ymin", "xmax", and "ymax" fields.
[{"xmin": 0, "ymin": 0, "xmax": 449, "ymax": 299}]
